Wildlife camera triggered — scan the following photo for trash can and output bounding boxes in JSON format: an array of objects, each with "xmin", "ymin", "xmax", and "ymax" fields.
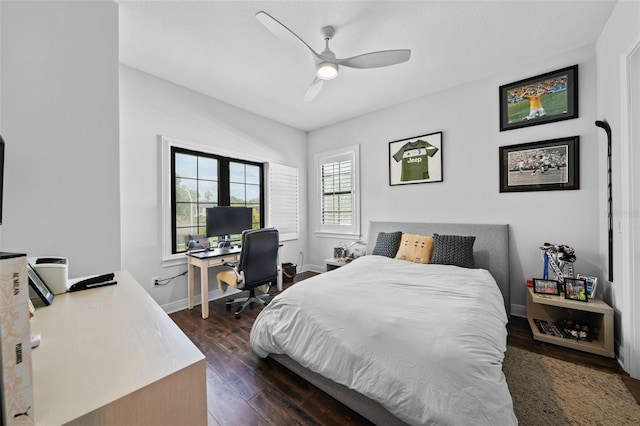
[{"xmin": 282, "ymin": 262, "xmax": 297, "ymax": 283}]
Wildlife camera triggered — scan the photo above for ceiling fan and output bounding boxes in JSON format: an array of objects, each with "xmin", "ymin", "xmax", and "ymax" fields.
[{"xmin": 256, "ymin": 11, "xmax": 411, "ymax": 102}]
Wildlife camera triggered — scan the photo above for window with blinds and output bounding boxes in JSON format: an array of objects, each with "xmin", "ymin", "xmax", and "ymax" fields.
[
  {"xmin": 268, "ymin": 163, "xmax": 298, "ymax": 241},
  {"xmin": 315, "ymin": 145, "xmax": 360, "ymax": 237},
  {"xmin": 321, "ymin": 160, "xmax": 352, "ymax": 225}
]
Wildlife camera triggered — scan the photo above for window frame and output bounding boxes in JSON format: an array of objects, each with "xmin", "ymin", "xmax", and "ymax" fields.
[
  {"xmin": 161, "ymin": 136, "xmax": 265, "ymax": 264},
  {"xmin": 314, "ymin": 144, "xmax": 360, "ymax": 238}
]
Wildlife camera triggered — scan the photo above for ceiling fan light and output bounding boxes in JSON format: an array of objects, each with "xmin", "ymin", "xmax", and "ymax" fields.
[{"xmin": 317, "ymin": 61, "xmax": 338, "ymax": 80}]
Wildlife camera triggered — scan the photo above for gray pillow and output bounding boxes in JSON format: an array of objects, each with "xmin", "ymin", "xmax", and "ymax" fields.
[
  {"xmin": 430, "ymin": 233, "xmax": 476, "ymax": 268},
  {"xmin": 371, "ymin": 231, "xmax": 402, "ymax": 258}
]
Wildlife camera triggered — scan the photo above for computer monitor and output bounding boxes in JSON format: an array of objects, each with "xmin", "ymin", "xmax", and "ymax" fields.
[{"xmin": 206, "ymin": 206, "xmax": 253, "ymax": 246}]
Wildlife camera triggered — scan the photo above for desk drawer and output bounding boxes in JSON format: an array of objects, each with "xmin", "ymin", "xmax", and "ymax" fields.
[{"xmin": 205, "ymin": 255, "xmax": 238, "ymax": 267}]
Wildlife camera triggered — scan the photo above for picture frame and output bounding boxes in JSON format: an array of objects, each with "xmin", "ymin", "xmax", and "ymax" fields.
[
  {"xmin": 532, "ymin": 278, "xmax": 560, "ymax": 296},
  {"xmin": 499, "ymin": 136, "xmax": 579, "ymax": 193},
  {"xmin": 389, "ymin": 131, "xmax": 442, "ymax": 186},
  {"xmin": 27, "ymin": 263, "xmax": 55, "ymax": 305},
  {"xmin": 563, "ymin": 277, "xmax": 588, "ymax": 302},
  {"xmin": 499, "ymin": 64, "xmax": 578, "ymax": 131},
  {"xmin": 576, "ymin": 274, "xmax": 598, "ymax": 299}
]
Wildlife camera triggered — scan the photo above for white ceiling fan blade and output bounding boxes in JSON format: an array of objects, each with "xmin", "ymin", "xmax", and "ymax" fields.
[
  {"xmin": 256, "ymin": 11, "xmax": 322, "ymax": 61},
  {"xmin": 337, "ymin": 49, "xmax": 411, "ymax": 69},
  {"xmin": 304, "ymin": 77, "xmax": 324, "ymax": 102}
]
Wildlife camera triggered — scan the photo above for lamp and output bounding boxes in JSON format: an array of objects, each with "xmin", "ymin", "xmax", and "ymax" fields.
[{"xmin": 316, "ymin": 61, "xmax": 338, "ymax": 80}]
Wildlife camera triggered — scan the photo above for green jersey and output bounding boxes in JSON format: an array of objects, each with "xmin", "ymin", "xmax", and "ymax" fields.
[{"xmin": 392, "ymin": 140, "xmax": 439, "ymax": 182}]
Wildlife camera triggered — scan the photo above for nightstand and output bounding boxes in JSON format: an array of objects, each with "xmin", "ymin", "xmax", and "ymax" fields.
[
  {"xmin": 526, "ymin": 287, "xmax": 614, "ymax": 358},
  {"xmin": 325, "ymin": 258, "xmax": 349, "ymax": 271}
]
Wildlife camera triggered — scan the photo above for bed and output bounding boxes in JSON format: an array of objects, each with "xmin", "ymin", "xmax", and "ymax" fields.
[{"xmin": 250, "ymin": 221, "xmax": 516, "ymax": 425}]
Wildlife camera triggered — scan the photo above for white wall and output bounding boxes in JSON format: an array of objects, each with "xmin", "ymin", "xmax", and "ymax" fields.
[
  {"xmin": 308, "ymin": 45, "xmax": 600, "ymax": 313},
  {"xmin": 0, "ymin": 1, "xmax": 120, "ymax": 277},
  {"xmin": 595, "ymin": 0, "xmax": 640, "ymax": 375},
  {"xmin": 119, "ymin": 65, "xmax": 308, "ymax": 310}
]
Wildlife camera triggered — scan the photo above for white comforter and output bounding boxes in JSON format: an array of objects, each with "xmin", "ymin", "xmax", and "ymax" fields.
[{"xmin": 250, "ymin": 255, "xmax": 517, "ymax": 425}]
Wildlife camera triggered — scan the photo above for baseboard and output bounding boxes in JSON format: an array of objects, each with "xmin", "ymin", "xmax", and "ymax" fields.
[
  {"xmin": 306, "ymin": 264, "xmax": 325, "ymax": 274},
  {"xmin": 160, "ymin": 287, "xmax": 240, "ymax": 314},
  {"xmin": 511, "ymin": 303, "xmax": 526, "ymax": 318}
]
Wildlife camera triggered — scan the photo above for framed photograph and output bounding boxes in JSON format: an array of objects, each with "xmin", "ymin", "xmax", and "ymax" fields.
[
  {"xmin": 499, "ymin": 64, "xmax": 578, "ymax": 131},
  {"xmin": 533, "ymin": 278, "xmax": 560, "ymax": 296},
  {"xmin": 389, "ymin": 131, "xmax": 442, "ymax": 186},
  {"xmin": 499, "ymin": 136, "xmax": 579, "ymax": 193},
  {"xmin": 576, "ymin": 274, "xmax": 598, "ymax": 299},
  {"xmin": 27, "ymin": 263, "xmax": 55, "ymax": 305},
  {"xmin": 564, "ymin": 277, "xmax": 588, "ymax": 302}
]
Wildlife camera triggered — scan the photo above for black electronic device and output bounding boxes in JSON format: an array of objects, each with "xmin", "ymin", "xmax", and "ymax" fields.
[
  {"xmin": 67, "ymin": 273, "xmax": 116, "ymax": 292},
  {"xmin": 206, "ymin": 206, "xmax": 253, "ymax": 246},
  {"xmin": 27, "ymin": 263, "xmax": 55, "ymax": 305}
]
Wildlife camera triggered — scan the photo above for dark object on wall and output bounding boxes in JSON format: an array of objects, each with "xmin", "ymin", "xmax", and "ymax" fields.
[
  {"xmin": 499, "ymin": 136, "xmax": 580, "ymax": 193},
  {"xmin": 595, "ymin": 119, "xmax": 613, "ymax": 282},
  {"xmin": 499, "ymin": 65, "xmax": 578, "ymax": 131},
  {"xmin": 0, "ymin": 134, "xmax": 4, "ymax": 225}
]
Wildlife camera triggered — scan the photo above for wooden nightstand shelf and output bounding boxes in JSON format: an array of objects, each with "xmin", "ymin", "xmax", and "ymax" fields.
[
  {"xmin": 526, "ymin": 287, "xmax": 614, "ymax": 358},
  {"xmin": 325, "ymin": 258, "xmax": 349, "ymax": 271}
]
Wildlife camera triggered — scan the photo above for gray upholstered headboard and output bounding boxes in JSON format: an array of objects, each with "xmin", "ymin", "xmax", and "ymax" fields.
[{"xmin": 366, "ymin": 221, "xmax": 511, "ymax": 316}]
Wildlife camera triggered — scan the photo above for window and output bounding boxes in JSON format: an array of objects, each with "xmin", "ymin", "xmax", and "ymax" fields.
[
  {"xmin": 268, "ymin": 163, "xmax": 299, "ymax": 241},
  {"xmin": 315, "ymin": 145, "xmax": 360, "ymax": 237},
  {"xmin": 171, "ymin": 146, "xmax": 264, "ymax": 254}
]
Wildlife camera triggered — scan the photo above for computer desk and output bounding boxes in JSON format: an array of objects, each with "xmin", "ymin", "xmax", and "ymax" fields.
[{"xmin": 186, "ymin": 246, "xmax": 282, "ymax": 319}]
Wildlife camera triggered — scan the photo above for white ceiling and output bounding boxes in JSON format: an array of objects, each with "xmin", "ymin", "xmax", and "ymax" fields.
[{"xmin": 118, "ymin": 0, "xmax": 616, "ymax": 132}]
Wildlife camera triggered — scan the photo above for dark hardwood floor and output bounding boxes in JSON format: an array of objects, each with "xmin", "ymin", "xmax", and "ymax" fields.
[{"xmin": 169, "ymin": 271, "xmax": 638, "ymax": 425}]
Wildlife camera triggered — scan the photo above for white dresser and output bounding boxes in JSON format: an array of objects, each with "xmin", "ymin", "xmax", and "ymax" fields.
[{"xmin": 30, "ymin": 270, "xmax": 206, "ymax": 425}]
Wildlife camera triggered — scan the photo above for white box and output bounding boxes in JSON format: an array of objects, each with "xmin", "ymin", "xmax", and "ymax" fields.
[
  {"xmin": 31, "ymin": 257, "xmax": 68, "ymax": 295},
  {"xmin": 0, "ymin": 252, "xmax": 35, "ymax": 426}
]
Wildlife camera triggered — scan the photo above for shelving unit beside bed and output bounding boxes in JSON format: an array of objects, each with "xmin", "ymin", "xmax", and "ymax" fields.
[{"xmin": 526, "ymin": 287, "xmax": 614, "ymax": 358}]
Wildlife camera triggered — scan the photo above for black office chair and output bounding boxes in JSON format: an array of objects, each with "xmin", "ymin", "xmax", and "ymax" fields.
[{"xmin": 217, "ymin": 228, "xmax": 279, "ymax": 319}]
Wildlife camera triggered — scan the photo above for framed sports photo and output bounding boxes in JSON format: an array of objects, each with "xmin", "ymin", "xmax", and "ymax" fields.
[
  {"xmin": 576, "ymin": 274, "xmax": 598, "ymax": 299},
  {"xmin": 533, "ymin": 278, "xmax": 560, "ymax": 296},
  {"xmin": 499, "ymin": 64, "xmax": 578, "ymax": 131},
  {"xmin": 564, "ymin": 277, "xmax": 588, "ymax": 302},
  {"xmin": 389, "ymin": 132, "xmax": 442, "ymax": 186},
  {"xmin": 499, "ymin": 136, "xmax": 579, "ymax": 193}
]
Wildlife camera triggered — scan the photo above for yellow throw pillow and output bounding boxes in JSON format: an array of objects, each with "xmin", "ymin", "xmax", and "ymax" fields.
[{"xmin": 394, "ymin": 233, "xmax": 434, "ymax": 264}]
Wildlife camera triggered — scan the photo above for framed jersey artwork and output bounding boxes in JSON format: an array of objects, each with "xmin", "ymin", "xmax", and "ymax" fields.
[{"xmin": 389, "ymin": 132, "xmax": 442, "ymax": 186}]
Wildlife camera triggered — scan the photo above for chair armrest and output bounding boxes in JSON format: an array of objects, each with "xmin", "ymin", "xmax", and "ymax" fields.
[{"xmin": 224, "ymin": 262, "xmax": 238, "ymax": 268}]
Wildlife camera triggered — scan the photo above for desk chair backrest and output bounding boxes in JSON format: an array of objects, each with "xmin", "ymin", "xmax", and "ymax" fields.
[{"xmin": 238, "ymin": 228, "xmax": 279, "ymax": 288}]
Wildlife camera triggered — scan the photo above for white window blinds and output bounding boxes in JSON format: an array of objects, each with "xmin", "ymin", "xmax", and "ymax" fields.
[
  {"xmin": 315, "ymin": 145, "xmax": 360, "ymax": 237},
  {"xmin": 268, "ymin": 163, "xmax": 299, "ymax": 241},
  {"xmin": 321, "ymin": 160, "xmax": 352, "ymax": 225}
]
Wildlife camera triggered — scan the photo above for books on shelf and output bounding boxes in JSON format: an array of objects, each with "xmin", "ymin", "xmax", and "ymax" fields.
[
  {"xmin": 534, "ymin": 318, "xmax": 595, "ymax": 342},
  {"xmin": 533, "ymin": 319, "xmax": 564, "ymax": 338}
]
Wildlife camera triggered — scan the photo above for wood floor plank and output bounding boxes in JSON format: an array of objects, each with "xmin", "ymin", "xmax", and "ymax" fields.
[
  {"xmin": 248, "ymin": 390, "xmax": 322, "ymax": 426},
  {"xmin": 299, "ymin": 389, "xmax": 375, "ymax": 426},
  {"xmin": 253, "ymin": 357, "xmax": 319, "ymax": 406},
  {"xmin": 203, "ymin": 340, "xmax": 265, "ymax": 401},
  {"xmin": 205, "ymin": 365, "xmax": 268, "ymax": 426}
]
